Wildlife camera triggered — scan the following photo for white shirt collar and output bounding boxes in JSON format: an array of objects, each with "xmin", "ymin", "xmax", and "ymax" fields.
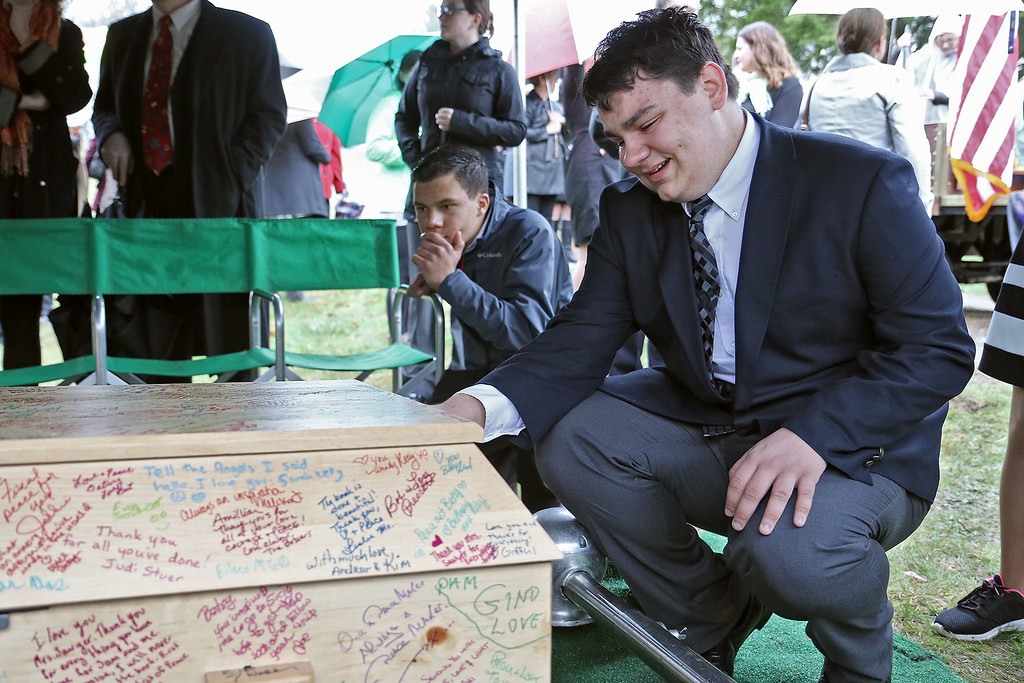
[
  {"xmin": 153, "ymin": 0, "xmax": 201, "ymax": 30},
  {"xmin": 706, "ymin": 109, "xmax": 760, "ymax": 222}
]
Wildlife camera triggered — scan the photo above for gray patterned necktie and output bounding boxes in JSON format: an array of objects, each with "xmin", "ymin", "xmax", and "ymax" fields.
[{"xmin": 686, "ymin": 194, "xmax": 719, "ymax": 374}]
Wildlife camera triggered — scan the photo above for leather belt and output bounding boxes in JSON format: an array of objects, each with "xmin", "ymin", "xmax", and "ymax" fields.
[{"xmin": 700, "ymin": 423, "xmax": 736, "ymax": 438}]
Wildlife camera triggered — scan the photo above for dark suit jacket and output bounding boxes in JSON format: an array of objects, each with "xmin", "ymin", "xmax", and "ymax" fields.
[
  {"xmin": 92, "ymin": 0, "xmax": 286, "ymax": 219},
  {"xmin": 483, "ymin": 115, "xmax": 976, "ymax": 503}
]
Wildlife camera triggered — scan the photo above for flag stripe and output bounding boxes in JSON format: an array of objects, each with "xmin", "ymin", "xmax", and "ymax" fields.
[
  {"xmin": 949, "ymin": 13, "xmax": 1020, "ymax": 221},
  {"xmin": 960, "ymin": 17, "xmax": 1006, "ymax": 158}
]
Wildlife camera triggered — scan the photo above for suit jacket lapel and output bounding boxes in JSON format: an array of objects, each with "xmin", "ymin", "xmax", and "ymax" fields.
[
  {"xmin": 655, "ymin": 199, "xmax": 716, "ymax": 389},
  {"xmin": 122, "ymin": 12, "xmax": 152, "ymax": 147},
  {"xmin": 176, "ymin": 0, "xmax": 223, "ymax": 113},
  {"xmin": 734, "ymin": 117, "xmax": 796, "ymax": 408}
]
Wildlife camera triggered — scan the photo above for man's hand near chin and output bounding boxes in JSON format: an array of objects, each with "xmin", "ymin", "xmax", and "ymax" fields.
[
  {"xmin": 438, "ymin": 393, "xmax": 486, "ymax": 429},
  {"xmin": 406, "ymin": 274, "xmax": 435, "ymax": 298}
]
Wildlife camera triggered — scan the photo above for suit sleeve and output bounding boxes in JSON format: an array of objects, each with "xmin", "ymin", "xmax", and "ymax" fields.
[
  {"xmin": 229, "ymin": 20, "xmax": 287, "ymax": 192},
  {"xmin": 480, "ymin": 187, "xmax": 643, "ymax": 446},
  {"xmin": 449, "ymin": 61, "xmax": 527, "ymax": 148},
  {"xmin": 438, "ymin": 218, "xmax": 564, "ymax": 354},
  {"xmin": 782, "ymin": 154, "xmax": 974, "ymax": 481},
  {"xmin": 91, "ymin": 23, "xmax": 124, "ymax": 151}
]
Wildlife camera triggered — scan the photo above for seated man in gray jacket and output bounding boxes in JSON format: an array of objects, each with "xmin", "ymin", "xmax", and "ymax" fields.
[{"xmin": 408, "ymin": 144, "xmax": 573, "ymax": 511}]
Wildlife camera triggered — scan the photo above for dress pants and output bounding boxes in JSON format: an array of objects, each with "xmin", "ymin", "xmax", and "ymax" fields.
[
  {"xmin": 536, "ymin": 391, "xmax": 929, "ymax": 682},
  {"xmin": 0, "ymin": 294, "xmax": 43, "ymax": 370},
  {"xmin": 122, "ymin": 165, "xmax": 255, "ymax": 382}
]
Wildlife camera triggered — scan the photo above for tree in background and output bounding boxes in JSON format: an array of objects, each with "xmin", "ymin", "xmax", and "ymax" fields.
[{"xmin": 699, "ymin": 1, "xmax": 934, "ymax": 77}]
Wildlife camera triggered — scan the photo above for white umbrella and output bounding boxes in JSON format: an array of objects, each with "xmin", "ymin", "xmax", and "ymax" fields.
[
  {"xmin": 281, "ymin": 69, "xmax": 334, "ymax": 123},
  {"xmin": 789, "ymin": 0, "xmax": 1024, "ymax": 17},
  {"xmin": 215, "ymin": 0, "xmax": 436, "ymax": 71}
]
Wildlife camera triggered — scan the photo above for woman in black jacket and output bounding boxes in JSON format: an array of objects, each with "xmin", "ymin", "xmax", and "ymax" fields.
[
  {"xmin": 395, "ymin": 0, "xmax": 526, "ymax": 190},
  {"xmin": 0, "ymin": 0, "xmax": 91, "ymax": 371},
  {"xmin": 524, "ymin": 69, "xmax": 565, "ymax": 226},
  {"xmin": 733, "ymin": 21, "xmax": 803, "ymax": 129}
]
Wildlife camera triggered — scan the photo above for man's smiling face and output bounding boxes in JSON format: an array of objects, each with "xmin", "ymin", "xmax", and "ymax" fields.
[{"xmin": 600, "ymin": 71, "xmax": 728, "ymax": 205}]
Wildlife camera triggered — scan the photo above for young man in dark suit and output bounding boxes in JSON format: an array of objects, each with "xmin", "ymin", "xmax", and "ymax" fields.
[
  {"xmin": 90, "ymin": 0, "xmax": 287, "ymax": 380},
  {"xmin": 439, "ymin": 8, "xmax": 976, "ymax": 681}
]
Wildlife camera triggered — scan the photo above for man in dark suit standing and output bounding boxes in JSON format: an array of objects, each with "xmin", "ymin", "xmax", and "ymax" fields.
[
  {"xmin": 439, "ymin": 9, "xmax": 976, "ymax": 681},
  {"xmin": 92, "ymin": 0, "xmax": 286, "ymax": 380}
]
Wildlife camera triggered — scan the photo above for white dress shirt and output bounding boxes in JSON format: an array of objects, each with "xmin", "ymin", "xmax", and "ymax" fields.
[
  {"xmin": 463, "ymin": 109, "xmax": 761, "ymax": 442},
  {"xmin": 145, "ymin": 0, "xmax": 202, "ymax": 147}
]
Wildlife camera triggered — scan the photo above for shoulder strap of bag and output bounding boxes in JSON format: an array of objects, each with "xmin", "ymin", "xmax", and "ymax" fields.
[{"xmin": 800, "ymin": 79, "xmax": 816, "ymax": 131}]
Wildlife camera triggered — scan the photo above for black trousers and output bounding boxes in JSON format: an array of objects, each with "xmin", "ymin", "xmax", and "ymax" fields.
[
  {"xmin": 0, "ymin": 294, "xmax": 42, "ymax": 370},
  {"xmin": 431, "ymin": 367, "xmax": 559, "ymax": 513}
]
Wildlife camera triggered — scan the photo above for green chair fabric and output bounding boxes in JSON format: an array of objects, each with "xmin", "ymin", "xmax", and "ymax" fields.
[
  {"xmin": 0, "ymin": 355, "xmax": 98, "ymax": 387},
  {"xmin": 283, "ymin": 343, "xmax": 433, "ymax": 373},
  {"xmin": 106, "ymin": 349, "xmax": 280, "ymax": 382},
  {"xmin": 0, "ymin": 218, "xmax": 430, "ymax": 387},
  {"xmin": 0, "ymin": 217, "xmax": 400, "ymax": 295}
]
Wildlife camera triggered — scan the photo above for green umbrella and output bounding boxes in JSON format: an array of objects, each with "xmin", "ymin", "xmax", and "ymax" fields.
[{"xmin": 318, "ymin": 34, "xmax": 438, "ymax": 147}]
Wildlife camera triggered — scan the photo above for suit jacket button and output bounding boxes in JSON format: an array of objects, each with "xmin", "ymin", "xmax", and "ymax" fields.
[{"xmin": 865, "ymin": 453, "xmax": 883, "ymax": 468}]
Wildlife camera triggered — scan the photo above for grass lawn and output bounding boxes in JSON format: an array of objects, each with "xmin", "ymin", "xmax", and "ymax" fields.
[{"xmin": 13, "ymin": 285, "xmax": 1023, "ymax": 681}]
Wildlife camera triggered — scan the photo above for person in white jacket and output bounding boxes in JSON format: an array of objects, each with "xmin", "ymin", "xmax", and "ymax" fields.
[{"xmin": 807, "ymin": 8, "xmax": 934, "ymax": 212}]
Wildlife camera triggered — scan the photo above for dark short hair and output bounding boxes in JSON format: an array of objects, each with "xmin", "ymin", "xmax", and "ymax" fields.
[
  {"xmin": 582, "ymin": 7, "xmax": 739, "ymax": 110},
  {"xmin": 399, "ymin": 49, "xmax": 422, "ymax": 73},
  {"xmin": 411, "ymin": 145, "xmax": 488, "ymax": 198}
]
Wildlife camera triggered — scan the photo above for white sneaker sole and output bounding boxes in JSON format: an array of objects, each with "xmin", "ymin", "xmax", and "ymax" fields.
[{"xmin": 931, "ymin": 617, "xmax": 1024, "ymax": 641}]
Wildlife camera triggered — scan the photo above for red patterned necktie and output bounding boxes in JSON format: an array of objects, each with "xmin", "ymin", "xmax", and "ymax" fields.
[{"xmin": 141, "ymin": 15, "xmax": 174, "ymax": 174}]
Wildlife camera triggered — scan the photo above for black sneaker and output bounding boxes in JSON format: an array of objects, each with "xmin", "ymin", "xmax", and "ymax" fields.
[{"xmin": 932, "ymin": 574, "xmax": 1024, "ymax": 641}]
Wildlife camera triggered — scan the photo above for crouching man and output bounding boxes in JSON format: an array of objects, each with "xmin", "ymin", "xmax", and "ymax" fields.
[{"xmin": 436, "ymin": 8, "xmax": 975, "ymax": 681}]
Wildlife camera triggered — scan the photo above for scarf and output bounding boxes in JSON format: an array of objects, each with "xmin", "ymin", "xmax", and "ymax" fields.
[{"xmin": 0, "ymin": 0, "xmax": 61, "ymax": 177}]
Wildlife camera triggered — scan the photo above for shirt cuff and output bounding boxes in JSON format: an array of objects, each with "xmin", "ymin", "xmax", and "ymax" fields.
[{"xmin": 457, "ymin": 384, "xmax": 525, "ymax": 442}]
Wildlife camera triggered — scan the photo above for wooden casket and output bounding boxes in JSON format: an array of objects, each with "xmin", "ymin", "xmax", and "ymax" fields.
[{"xmin": 0, "ymin": 381, "xmax": 561, "ymax": 682}]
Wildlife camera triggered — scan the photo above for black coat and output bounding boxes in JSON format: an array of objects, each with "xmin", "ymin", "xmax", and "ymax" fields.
[
  {"xmin": 395, "ymin": 37, "xmax": 525, "ymax": 185},
  {"xmin": 92, "ymin": 0, "xmax": 287, "ymax": 219},
  {"xmin": 524, "ymin": 90, "xmax": 565, "ymax": 196},
  {"xmin": 0, "ymin": 19, "xmax": 92, "ymax": 219},
  {"xmin": 741, "ymin": 75, "xmax": 804, "ymax": 130},
  {"xmin": 264, "ymin": 119, "xmax": 330, "ymax": 217}
]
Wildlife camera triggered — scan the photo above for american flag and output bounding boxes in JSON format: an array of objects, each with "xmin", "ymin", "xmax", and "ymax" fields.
[{"xmin": 947, "ymin": 13, "xmax": 1020, "ymax": 221}]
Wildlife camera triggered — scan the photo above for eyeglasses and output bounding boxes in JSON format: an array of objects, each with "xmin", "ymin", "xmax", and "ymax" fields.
[{"xmin": 437, "ymin": 5, "xmax": 470, "ymax": 18}]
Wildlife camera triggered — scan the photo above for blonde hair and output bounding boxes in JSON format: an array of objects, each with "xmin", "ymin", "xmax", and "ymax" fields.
[{"xmin": 737, "ymin": 21, "xmax": 800, "ymax": 90}]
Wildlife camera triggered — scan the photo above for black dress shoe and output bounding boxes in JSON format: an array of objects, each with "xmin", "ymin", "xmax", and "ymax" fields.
[
  {"xmin": 700, "ymin": 640, "xmax": 737, "ymax": 675},
  {"xmin": 700, "ymin": 595, "xmax": 772, "ymax": 675}
]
